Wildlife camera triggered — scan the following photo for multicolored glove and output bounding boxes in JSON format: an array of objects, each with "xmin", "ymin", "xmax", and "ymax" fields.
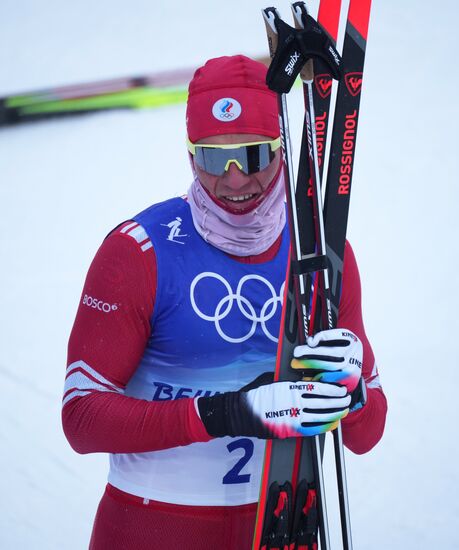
[
  {"xmin": 291, "ymin": 328, "xmax": 363, "ymax": 393},
  {"xmin": 196, "ymin": 373, "xmax": 350, "ymax": 439}
]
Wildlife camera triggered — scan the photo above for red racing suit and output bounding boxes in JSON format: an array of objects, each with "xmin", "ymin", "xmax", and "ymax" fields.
[{"xmin": 63, "ymin": 212, "xmax": 387, "ymax": 550}]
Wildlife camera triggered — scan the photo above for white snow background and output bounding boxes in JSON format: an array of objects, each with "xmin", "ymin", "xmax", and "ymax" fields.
[{"xmin": 1, "ymin": 0, "xmax": 458, "ymax": 548}]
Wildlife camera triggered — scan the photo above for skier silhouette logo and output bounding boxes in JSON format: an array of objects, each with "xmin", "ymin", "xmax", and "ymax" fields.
[{"xmin": 161, "ymin": 217, "xmax": 188, "ymax": 244}]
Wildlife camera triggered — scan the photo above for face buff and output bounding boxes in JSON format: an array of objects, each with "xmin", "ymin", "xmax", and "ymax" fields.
[{"xmin": 187, "ymin": 172, "xmax": 286, "ymax": 257}]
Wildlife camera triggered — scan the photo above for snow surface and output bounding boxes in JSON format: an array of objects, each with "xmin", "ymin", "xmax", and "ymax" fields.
[{"xmin": 1, "ymin": 0, "xmax": 458, "ymax": 548}]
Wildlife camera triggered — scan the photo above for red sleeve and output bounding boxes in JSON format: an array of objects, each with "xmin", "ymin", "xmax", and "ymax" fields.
[
  {"xmin": 62, "ymin": 222, "xmax": 210, "ymax": 454},
  {"xmin": 338, "ymin": 241, "xmax": 387, "ymax": 454}
]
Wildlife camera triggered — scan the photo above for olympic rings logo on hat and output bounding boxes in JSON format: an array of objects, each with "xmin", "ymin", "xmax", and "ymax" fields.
[
  {"xmin": 212, "ymin": 98, "xmax": 242, "ymax": 122},
  {"xmin": 190, "ymin": 272, "xmax": 284, "ymax": 343}
]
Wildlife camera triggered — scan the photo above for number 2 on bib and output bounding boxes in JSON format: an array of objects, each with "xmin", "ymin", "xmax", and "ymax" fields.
[{"xmin": 222, "ymin": 438, "xmax": 254, "ymax": 485}]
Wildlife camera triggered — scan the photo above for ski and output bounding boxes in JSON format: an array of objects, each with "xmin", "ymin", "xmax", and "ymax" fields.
[
  {"xmin": 253, "ymin": 0, "xmax": 372, "ymax": 548},
  {"xmin": 253, "ymin": 3, "xmax": 342, "ymax": 549},
  {"xmin": 323, "ymin": 0, "xmax": 372, "ymax": 322},
  {"xmin": 315, "ymin": 2, "xmax": 372, "ymax": 547},
  {"xmin": 0, "ymin": 57, "xmax": 270, "ymax": 126},
  {"xmin": 290, "ymin": 3, "xmax": 343, "ymax": 549},
  {"xmin": 0, "ymin": 68, "xmax": 193, "ymax": 126}
]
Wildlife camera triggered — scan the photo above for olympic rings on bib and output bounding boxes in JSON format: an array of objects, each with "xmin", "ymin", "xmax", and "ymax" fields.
[{"xmin": 190, "ymin": 272, "xmax": 285, "ymax": 343}]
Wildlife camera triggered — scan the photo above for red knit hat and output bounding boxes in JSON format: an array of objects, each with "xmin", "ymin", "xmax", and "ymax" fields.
[{"xmin": 186, "ymin": 55, "xmax": 280, "ymax": 142}]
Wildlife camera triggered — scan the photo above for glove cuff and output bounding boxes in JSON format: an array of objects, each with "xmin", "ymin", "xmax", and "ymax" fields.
[
  {"xmin": 197, "ymin": 393, "xmax": 231, "ymax": 437},
  {"xmin": 349, "ymin": 378, "xmax": 367, "ymax": 412}
]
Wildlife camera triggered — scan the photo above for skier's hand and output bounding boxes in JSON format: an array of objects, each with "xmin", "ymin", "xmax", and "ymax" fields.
[
  {"xmin": 196, "ymin": 373, "xmax": 350, "ymax": 440},
  {"xmin": 291, "ymin": 328, "xmax": 363, "ymax": 393}
]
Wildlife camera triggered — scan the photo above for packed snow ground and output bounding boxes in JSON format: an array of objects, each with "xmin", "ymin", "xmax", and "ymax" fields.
[{"xmin": 1, "ymin": 0, "xmax": 458, "ymax": 548}]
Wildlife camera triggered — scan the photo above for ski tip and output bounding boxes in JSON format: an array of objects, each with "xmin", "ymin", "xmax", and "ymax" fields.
[
  {"xmin": 317, "ymin": 0, "xmax": 342, "ymax": 43},
  {"xmin": 348, "ymin": 0, "xmax": 372, "ymax": 42}
]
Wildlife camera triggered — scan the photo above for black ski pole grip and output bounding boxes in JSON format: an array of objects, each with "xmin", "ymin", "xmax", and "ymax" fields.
[
  {"xmin": 292, "ymin": 1, "xmax": 343, "ymax": 81},
  {"xmin": 263, "ymin": 8, "xmax": 307, "ymax": 94},
  {"xmin": 292, "ymin": 2, "xmax": 314, "ymax": 82}
]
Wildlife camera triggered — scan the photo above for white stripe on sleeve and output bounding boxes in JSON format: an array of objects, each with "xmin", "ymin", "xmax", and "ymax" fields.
[
  {"xmin": 365, "ymin": 362, "xmax": 382, "ymax": 390},
  {"xmin": 127, "ymin": 225, "xmax": 149, "ymax": 244},
  {"xmin": 120, "ymin": 221, "xmax": 138, "ymax": 234},
  {"xmin": 63, "ymin": 360, "xmax": 124, "ymax": 407}
]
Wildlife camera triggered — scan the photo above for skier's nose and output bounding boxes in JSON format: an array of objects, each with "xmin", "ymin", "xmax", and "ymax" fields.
[{"xmin": 223, "ymin": 161, "xmax": 251, "ymax": 189}]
